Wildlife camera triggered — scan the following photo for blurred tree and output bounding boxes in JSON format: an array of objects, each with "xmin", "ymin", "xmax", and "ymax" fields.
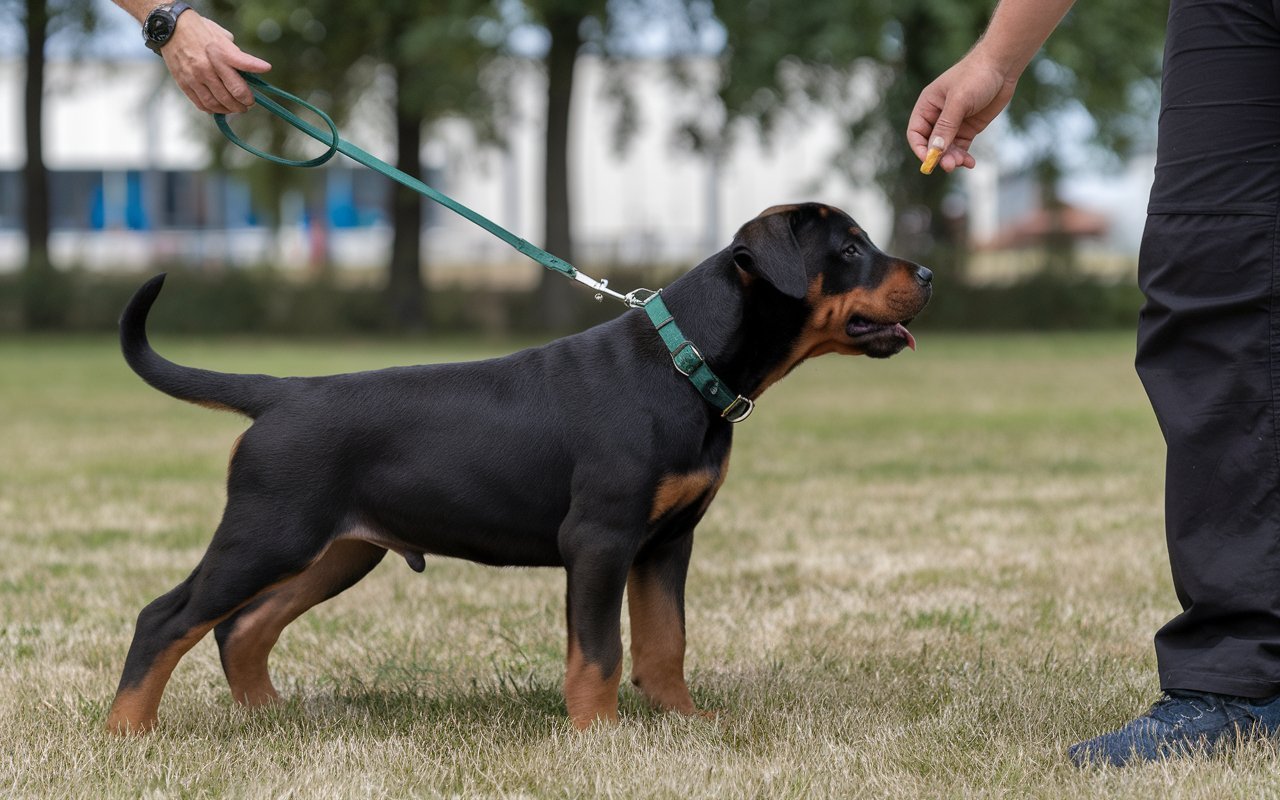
[
  {"xmin": 516, "ymin": 0, "xmax": 600, "ymax": 331},
  {"xmin": 8, "ymin": 0, "xmax": 100, "ymax": 329},
  {"xmin": 213, "ymin": 0, "xmax": 715, "ymax": 333},
  {"xmin": 514, "ymin": 0, "xmax": 712, "ymax": 331},
  {"xmin": 209, "ymin": 0, "xmax": 511, "ymax": 330},
  {"xmin": 702, "ymin": 0, "xmax": 1165, "ymax": 277}
]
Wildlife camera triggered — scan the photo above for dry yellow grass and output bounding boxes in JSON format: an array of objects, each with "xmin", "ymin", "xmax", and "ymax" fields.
[{"xmin": 3, "ymin": 332, "xmax": 1279, "ymax": 798}]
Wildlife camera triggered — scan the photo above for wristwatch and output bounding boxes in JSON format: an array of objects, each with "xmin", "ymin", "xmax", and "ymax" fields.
[{"xmin": 142, "ymin": 3, "xmax": 192, "ymax": 54}]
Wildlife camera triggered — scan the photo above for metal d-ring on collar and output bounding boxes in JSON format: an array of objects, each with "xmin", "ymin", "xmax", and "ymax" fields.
[{"xmin": 213, "ymin": 72, "xmax": 753, "ymax": 423}]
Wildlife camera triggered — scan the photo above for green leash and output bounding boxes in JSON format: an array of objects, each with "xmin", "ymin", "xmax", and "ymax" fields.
[{"xmin": 215, "ymin": 73, "xmax": 752, "ymax": 423}]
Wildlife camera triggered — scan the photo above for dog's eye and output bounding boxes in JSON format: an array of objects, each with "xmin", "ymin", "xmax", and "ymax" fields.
[{"xmin": 843, "ymin": 244, "xmax": 860, "ymax": 258}]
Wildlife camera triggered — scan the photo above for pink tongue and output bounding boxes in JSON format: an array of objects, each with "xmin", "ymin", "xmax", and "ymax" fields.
[{"xmin": 895, "ymin": 323, "xmax": 917, "ymax": 351}]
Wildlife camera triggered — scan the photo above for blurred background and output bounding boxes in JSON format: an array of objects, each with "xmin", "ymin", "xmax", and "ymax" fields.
[{"xmin": 1, "ymin": 0, "xmax": 1165, "ymax": 335}]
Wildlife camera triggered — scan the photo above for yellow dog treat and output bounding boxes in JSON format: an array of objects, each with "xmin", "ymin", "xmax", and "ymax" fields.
[{"xmin": 920, "ymin": 147, "xmax": 943, "ymax": 175}]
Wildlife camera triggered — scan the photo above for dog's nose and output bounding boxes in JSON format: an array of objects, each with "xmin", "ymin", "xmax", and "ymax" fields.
[{"xmin": 915, "ymin": 266, "xmax": 933, "ymax": 286}]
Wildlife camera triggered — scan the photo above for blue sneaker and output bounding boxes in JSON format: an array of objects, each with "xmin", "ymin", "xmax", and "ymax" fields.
[{"xmin": 1069, "ymin": 690, "xmax": 1280, "ymax": 767}]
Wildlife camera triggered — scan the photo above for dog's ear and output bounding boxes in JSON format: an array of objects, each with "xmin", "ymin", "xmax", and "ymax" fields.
[{"xmin": 731, "ymin": 211, "xmax": 809, "ymax": 299}]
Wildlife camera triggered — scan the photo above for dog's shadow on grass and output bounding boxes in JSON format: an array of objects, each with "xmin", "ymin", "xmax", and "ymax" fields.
[{"xmin": 132, "ymin": 677, "xmax": 726, "ymax": 743}]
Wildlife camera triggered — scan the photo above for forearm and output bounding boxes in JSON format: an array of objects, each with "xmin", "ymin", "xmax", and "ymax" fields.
[
  {"xmin": 974, "ymin": 0, "xmax": 1077, "ymax": 79},
  {"xmin": 111, "ymin": 0, "xmax": 162, "ymax": 23}
]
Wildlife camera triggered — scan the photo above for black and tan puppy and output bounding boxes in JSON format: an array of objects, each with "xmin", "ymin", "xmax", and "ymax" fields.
[{"xmin": 107, "ymin": 202, "xmax": 931, "ymax": 733}]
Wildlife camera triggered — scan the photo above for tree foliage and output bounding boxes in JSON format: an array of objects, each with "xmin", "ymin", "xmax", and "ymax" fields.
[
  {"xmin": 208, "ymin": 0, "xmax": 511, "ymax": 329},
  {"xmin": 510, "ymin": 0, "xmax": 710, "ymax": 330},
  {"xmin": 705, "ymin": 0, "xmax": 1165, "ymax": 270},
  {"xmin": 205, "ymin": 0, "xmax": 710, "ymax": 331},
  {"xmin": 12, "ymin": 0, "xmax": 1167, "ymax": 330}
]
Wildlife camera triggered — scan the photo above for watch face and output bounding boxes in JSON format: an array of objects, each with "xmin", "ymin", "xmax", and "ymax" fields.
[{"xmin": 145, "ymin": 13, "xmax": 173, "ymax": 42}]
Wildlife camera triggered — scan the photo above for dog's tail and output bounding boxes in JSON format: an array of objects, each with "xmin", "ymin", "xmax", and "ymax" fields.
[{"xmin": 120, "ymin": 274, "xmax": 286, "ymax": 419}]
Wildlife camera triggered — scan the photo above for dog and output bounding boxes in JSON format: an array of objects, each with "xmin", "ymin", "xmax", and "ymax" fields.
[{"xmin": 106, "ymin": 202, "xmax": 932, "ymax": 732}]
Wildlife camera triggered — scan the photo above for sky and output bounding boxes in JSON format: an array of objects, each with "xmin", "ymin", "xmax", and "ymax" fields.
[
  {"xmin": 0, "ymin": 0, "xmax": 727, "ymax": 59},
  {"xmin": 0, "ymin": 0, "xmax": 147, "ymax": 58}
]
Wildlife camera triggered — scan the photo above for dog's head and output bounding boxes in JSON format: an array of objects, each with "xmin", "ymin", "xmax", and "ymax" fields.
[{"xmin": 731, "ymin": 203, "xmax": 932, "ymax": 360}]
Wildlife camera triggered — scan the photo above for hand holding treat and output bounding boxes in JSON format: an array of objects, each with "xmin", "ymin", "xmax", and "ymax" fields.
[
  {"xmin": 908, "ymin": 53, "xmax": 1015, "ymax": 174},
  {"xmin": 908, "ymin": 0, "xmax": 1075, "ymax": 174}
]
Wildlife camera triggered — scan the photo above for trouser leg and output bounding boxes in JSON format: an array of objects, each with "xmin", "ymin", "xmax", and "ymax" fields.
[
  {"xmin": 1137, "ymin": 0, "xmax": 1280, "ymax": 697},
  {"xmin": 1138, "ymin": 211, "xmax": 1280, "ymax": 697}
]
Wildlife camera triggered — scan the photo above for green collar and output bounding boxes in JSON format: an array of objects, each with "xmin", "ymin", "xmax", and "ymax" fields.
[{"xmin": 642, "ymin": 294, "xmax": 754, "ymax": 423}]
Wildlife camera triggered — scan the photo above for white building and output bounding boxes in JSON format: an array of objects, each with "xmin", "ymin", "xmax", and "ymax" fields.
[
  {"xmin": 0, "ymin": 53, "xmax": 1151, "ymax": 283},
  {"xmin": 0, "ymin": 55, "xmax": 890, "ymax": 282}
]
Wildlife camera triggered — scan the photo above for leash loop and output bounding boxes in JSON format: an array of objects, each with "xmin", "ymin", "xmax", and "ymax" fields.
[
  {"xmin": 214, "ymin": 74, "xmax": 339, "ymax": 168},
  {"xmin": 218, "ymin": 73, "xmax": 580, "ymax": 279}
]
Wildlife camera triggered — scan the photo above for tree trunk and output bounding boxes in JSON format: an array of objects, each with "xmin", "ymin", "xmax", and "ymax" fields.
[
  {"xmin": 23, "ymin": 0, "xmax": 59, "ymax": 329},
  {"xmin": 386, "ymin": 75, "xmax": 426, "ymax": 331},
  {"xmin": 536, "ymin": 9, "xmax": 584, "ymax": 332},
  {"xmin": 1037, "ymin": 158, "xmax": 1076, "ymax": 276}
]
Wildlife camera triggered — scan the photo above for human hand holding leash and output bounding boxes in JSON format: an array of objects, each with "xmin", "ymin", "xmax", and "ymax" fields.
[
  {"xmin": 160, "ymin": 12, "xmax": 271, "ymax": 114},
  {"xmin": 112, "ymin": 1, "xmax": 271, "ymax": 114}
]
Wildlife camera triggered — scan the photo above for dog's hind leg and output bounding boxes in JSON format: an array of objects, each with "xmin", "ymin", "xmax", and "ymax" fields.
[
  {"xmin": 627, "ymin": 531, "xmax": 696, "ymax": 715},
  {"xmin": 213, "ymin": 538, "xmax": 386, "ymax": 707},
  {"xmin": 105, "ymin": 508, "xmax": 333, "ymax": 734}
]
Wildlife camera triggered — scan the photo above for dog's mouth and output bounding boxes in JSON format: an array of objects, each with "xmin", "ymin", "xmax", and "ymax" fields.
[{"xmin": 846, "ymin": 316, "xmax": 916, "ymax": 357}]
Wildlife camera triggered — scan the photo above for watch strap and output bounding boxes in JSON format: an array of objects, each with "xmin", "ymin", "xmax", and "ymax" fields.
[{"xmin": 143, "ymin": 2, "xmax": 192, "ymax": 53}]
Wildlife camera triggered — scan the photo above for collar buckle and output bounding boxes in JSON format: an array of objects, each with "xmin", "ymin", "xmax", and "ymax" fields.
[
  {"xmin": 671, "ymin": 341, "xmax": 705, "ymax": 377},
  {"xmin": 643, "ymin": 294, "xmax": 754, "ymax": 424}
]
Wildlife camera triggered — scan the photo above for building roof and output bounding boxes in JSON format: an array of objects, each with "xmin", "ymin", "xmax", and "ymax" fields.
[{"xmin": 977, "ymin": 203, "xmax": 1110, "ymax": 250}]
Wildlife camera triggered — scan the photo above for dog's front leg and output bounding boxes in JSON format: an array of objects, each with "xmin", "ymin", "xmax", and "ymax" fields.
[
  {"xmin": 562, "ymin": 529, "xmax": 633, "ymax": 730},
  {"xmin": 627, "ymin": 531, "xmax": 697, "ymax": 715}
]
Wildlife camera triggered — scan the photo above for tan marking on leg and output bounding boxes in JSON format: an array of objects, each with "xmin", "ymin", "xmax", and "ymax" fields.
[
  {"xmin": 105, "ymin": 545, "xmax": 342, "ymax": 735},
  {"xmin": 650, "ymin": 470, "xmax": 716, "ymax": 522},
  {"xmin": 627, "ymin": 571, "xmax": 693, "ymax": 714},
  {"xmin": 220, "ymin": 595, "xmax": 285, "ymax": 708},
  {"xmin": 106, "ymin": 620, "xmax": 223, "ymax": 734},
  {"xmin": 565, "ymin": 635, "xmax": 622, "ymax": 729},
  {"xmin": 220, "ymin": 538, "xmax": 383, "ymax": 707}
]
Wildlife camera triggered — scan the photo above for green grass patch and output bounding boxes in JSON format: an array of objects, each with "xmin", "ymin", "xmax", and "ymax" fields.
[{"xmin": 4, "ymin": 331, "xmax": 1267, "ymax": 798}]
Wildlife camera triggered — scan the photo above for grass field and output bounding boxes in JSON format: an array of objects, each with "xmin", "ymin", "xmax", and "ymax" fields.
[{"xmin": 3, "ymin": 331, "xmax": 1279, "ymax": 798}]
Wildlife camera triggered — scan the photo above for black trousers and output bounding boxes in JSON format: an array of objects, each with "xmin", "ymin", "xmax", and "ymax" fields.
[{"xmin": 1137, "ymin": 0, "xmax": 1280, "ymax": 697}]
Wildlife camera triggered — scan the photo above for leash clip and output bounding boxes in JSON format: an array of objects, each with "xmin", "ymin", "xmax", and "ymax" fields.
[
  {"xmin": 623, "ymin": 288, "xmax": 659, "ymax": 308},
  {"xmin": 572, "ymin": 270, "xmax": 635, "ymax": 305}
]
